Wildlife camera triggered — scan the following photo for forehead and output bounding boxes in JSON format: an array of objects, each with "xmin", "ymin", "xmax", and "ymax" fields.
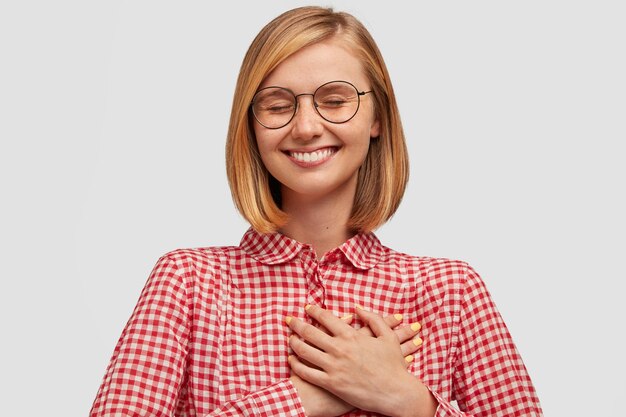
[{"xmin": 259, "ymin": 39, "xmax": 368, "ymax": 91}]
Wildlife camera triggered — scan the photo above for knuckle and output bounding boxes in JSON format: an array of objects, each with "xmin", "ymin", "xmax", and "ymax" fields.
[
  {"xmin": 399, "ymin": 325, "xmax": 412, "ymax": 338},
  {"xmin": 358, "ymin": 327, "xmax": 373, "ymax": 336},
  {"xmin": 300, "ymin": 324, "xmax": 316, "ymax": 340},
  {"xmin": 394, "ymin": 325, "xmax": 410, "ymax": 341},
  {"xmin": 317, "ymin": 308, "xmax": 333, "ymax": 322}
]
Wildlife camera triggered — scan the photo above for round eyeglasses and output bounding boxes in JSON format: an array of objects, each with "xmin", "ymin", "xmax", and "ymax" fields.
[{"xmin": 251, "ymin": 80, "xmax": 373, "ymax": 129}]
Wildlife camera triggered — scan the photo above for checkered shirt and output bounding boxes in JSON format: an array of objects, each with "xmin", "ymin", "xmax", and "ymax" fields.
[{"xmin": 90, "ymin": 228, "xmax": 542, "ymax": 416}]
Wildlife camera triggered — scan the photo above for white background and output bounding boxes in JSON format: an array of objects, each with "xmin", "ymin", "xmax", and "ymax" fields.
[{"xmin": 1, "ymin": 1, "xmax": 624, "ymax": 415}]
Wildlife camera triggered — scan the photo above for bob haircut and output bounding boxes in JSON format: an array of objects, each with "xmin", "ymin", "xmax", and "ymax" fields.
[{"xmin": 226, "ymin": 6, "xmax": 408, "ymax": 234}]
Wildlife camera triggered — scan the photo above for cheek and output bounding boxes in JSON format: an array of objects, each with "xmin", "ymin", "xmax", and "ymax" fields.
[
  {"xmin": 339, "ymin": 124, "xmax": 373, "ymax": 149},
  {"xmin": 253, "ymin": 127, "xmax": 276, "ymax": 156},
  {"xmin": 254, "ymin": 132, "xmax": 284, "ymax": 175}
]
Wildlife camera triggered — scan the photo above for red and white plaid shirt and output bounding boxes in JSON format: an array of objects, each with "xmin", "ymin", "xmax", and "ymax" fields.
[{"xmin": 90, "ymin": 228, "xmax": 542, "ymax": 416}]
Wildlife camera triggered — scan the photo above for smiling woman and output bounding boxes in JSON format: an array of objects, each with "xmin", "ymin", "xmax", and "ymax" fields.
[
  {"xmin": 89, "ymin": 6, "xmax": 543, "ymax": 417},
  {"xmin": 253, "ymin": 40, "xmax": 380, "ymax": 236}
]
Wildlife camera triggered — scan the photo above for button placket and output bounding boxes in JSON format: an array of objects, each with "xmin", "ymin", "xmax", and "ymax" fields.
[{"xmin": 301, "ymin": 252, "xmax": 326, "ymax": 312}]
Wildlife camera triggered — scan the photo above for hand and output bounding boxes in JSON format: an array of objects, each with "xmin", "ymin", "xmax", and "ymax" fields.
[
  {"xmin": 288, "ymin": 311, "xmax": 423, "ymax": 417},
  {"xmin": 325, "ymin": 312, "xmax": 423, "ymax": 363},
  {"xmin": 287, "ymin": 305, "xmax": 432, "ymax": 417},
  {"xmin": 290, "ymin": 373, "xmax": 352, "ymax": 417},
  {"xmin": 355, "ymin": 313, "xmax": 423, "ymax": 364}
]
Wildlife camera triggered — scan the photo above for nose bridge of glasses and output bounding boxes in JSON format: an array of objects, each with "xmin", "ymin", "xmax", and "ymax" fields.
[
  {"xmin": 292, "ymin": 92, "xmax": 320, "ymax": 121},
  {"xmin": 293, "ymin": 92, "xmax": 317, "ymax": 108}
]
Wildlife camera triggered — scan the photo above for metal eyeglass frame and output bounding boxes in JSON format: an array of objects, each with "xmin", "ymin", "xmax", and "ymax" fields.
[{"xmin": 250, "ymin": 80, "xmax": 373, "ymax": 129}]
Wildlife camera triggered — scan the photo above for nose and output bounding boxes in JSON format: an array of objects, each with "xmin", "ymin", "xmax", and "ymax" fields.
[{"xmin": 290, "ymin": 94, "xmax": 323, "ymax": 140}]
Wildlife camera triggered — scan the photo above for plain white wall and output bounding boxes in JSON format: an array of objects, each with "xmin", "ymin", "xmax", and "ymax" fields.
[{"xmin": 1, "ymin": 1, "xmax": 624, "ymax": 415}]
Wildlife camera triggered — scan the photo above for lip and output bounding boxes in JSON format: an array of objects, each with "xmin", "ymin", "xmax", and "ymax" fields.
[{"xmin": 282, "ymin": 146, "xmax": 339, "ymax": 168}]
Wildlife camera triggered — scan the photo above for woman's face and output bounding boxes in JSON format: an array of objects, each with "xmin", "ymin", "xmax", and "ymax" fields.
[{"xmin": 253, "ymin": 38, "xmax": 380, "ymax": 203}]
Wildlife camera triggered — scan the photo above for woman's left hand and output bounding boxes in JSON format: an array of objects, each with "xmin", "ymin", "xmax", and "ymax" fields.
[{"xmin": 287, "ymin": 305, "xmax": 437, "ymax": 417}]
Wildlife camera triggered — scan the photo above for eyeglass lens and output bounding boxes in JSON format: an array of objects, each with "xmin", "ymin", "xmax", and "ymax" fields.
[{"xmin": 252, "ymin": 81, "xmax": 362, "ymax": 129}]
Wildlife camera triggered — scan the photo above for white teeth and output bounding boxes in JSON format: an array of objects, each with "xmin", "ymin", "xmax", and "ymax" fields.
[{"xmin": 290, "ymin": 148, "xmax": 334, "ymax": 162}]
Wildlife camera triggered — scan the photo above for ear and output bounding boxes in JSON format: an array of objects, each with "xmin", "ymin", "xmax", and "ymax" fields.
[{"xmin": 370, "ymin": 118, "xmax": 381, "ymax": 139}]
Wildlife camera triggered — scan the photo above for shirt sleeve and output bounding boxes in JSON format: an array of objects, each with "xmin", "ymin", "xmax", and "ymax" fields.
[
  {"xmin": 202, "ymin": 379, "xmax": 306, "ymax": 417},
  {"xmin": 90, "ymin": 255, "xmax": 308, "ymax": 417},
  {"xmin": 89, "ymin": 255, "xmax": 191, "ymax": 416},
  {"xmin": 428, "ymin": 264, "xmax": 543, "ymax": 416}
]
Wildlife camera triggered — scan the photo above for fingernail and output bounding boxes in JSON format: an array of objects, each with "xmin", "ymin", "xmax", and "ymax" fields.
[
  {"xmin": 285, "ymin": 316, "xmax": 293, "ymax": 324},
  {"xmin": 410, "ymin": 322, "xmax": 421, "ymax": 332},
  {"xmin": 394, "ymin": 313, "xmax": 403, "ymax": 321},
  {"xmin": 305, "ymin": 304, "xmax": 312, "ymax": 311},
  {"xmin": 413, "ymin": 337, "xmax": 423, "ymax": 347},
  {"xmin": 341, "ymin": 314, "xmax": 353, "ymax": 320},
  {"xmin": 405, "ymin": 355, "xmax": 414, "ymax": 363},
  {"xmin": 355, "ymin": 304, "xmax": 364, "ymax": 310}
]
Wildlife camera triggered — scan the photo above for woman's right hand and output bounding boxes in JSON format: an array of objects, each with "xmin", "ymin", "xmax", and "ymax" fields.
[
  {"xmin": 359, "ymin": 313, "xmax": 423, "ymax": 363},
  {"xmin": 289, "ymin": 312, "xmax": 423, "ymax": 417}
]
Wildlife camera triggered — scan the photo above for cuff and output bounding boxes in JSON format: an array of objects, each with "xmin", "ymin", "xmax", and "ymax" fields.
[
  {"xmin": 426, "ymin": 385, "xmax": 467, "ymax": 417},
  {"xmin": 250, "ymin": 379, "xmax": 307, "ymax": 417}
]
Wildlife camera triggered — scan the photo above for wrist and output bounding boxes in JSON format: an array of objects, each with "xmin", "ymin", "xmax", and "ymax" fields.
[
  {"xmin": 388, "ymin": 374, "xmax": 438, "ymax": 417},
  {"xmin": 290, "ymin": 375, "xmax": 354, "ymax": 417}
]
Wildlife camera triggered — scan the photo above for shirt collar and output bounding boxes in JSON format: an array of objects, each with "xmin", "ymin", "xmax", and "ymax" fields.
[
  {"xmin": 239, "ymin": 228, "xmax": 304, "ymax": 265},
  {"xmin": 239, "ymin": 227, "xmax": 385, "ymax": 270},
  {"xmin": 337, "ymin": 232, "xmax": 385, "ymax": 270}
]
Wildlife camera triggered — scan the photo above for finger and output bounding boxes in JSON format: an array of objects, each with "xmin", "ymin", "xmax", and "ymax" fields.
[
  {"xmin": 286, "ymin": 315, "xmax": 334, "ymax": 352},
  {"xmin": 289, "ymin": 335, "xmax": 331, "ymax": 370},
  {"xmin": 357, "ymin": 313, "xmax": 403, "ymax": 337},
  {"xmin": 319, "ymin": 313, "xmax": 353, "ymax": 335},
  {"xmin": 288, "ymin": 355, "xmax": 330, "ymax": 389},
  {"xmin": 305, "ymin": 304, "xmax": 353, "ymax": 336},
  {"xmin": 404, "ymin": 354, "xmax": 415, "ymax": 368},
  {"xmin": 354, "ymin": 305, "xmax": 394, "ymax": 338},
  {"xmin": 393, "ymin": 321, "xmax": 422, "ymax": 344},
  {"xmin": 341, "ymin": 313, "xmax": 354, "ymax": 325},
  {"xmin": 400, "ymin": 336, "xmax": 423, "ymax": 357}
]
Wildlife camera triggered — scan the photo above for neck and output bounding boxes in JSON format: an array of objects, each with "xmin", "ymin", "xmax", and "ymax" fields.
[{"xmin": 279, "ymin": 181, "xmax": 357, "ymax": 258}]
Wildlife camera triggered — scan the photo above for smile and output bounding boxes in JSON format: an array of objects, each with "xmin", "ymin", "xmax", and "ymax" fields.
[{"xmin": 285, "ymin": 147, "xmax": 338, "ymax": 165}]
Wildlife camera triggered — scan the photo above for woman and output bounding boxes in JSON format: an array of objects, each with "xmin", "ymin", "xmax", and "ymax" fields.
[{"xmin": 90, "ymin": 6, "xmax": 542, "ymax": 416}]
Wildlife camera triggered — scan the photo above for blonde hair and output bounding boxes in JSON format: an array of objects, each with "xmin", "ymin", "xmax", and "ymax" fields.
[{"xmin": 226, "ymin": 6, "xmax": 408, "ymax": 233}]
